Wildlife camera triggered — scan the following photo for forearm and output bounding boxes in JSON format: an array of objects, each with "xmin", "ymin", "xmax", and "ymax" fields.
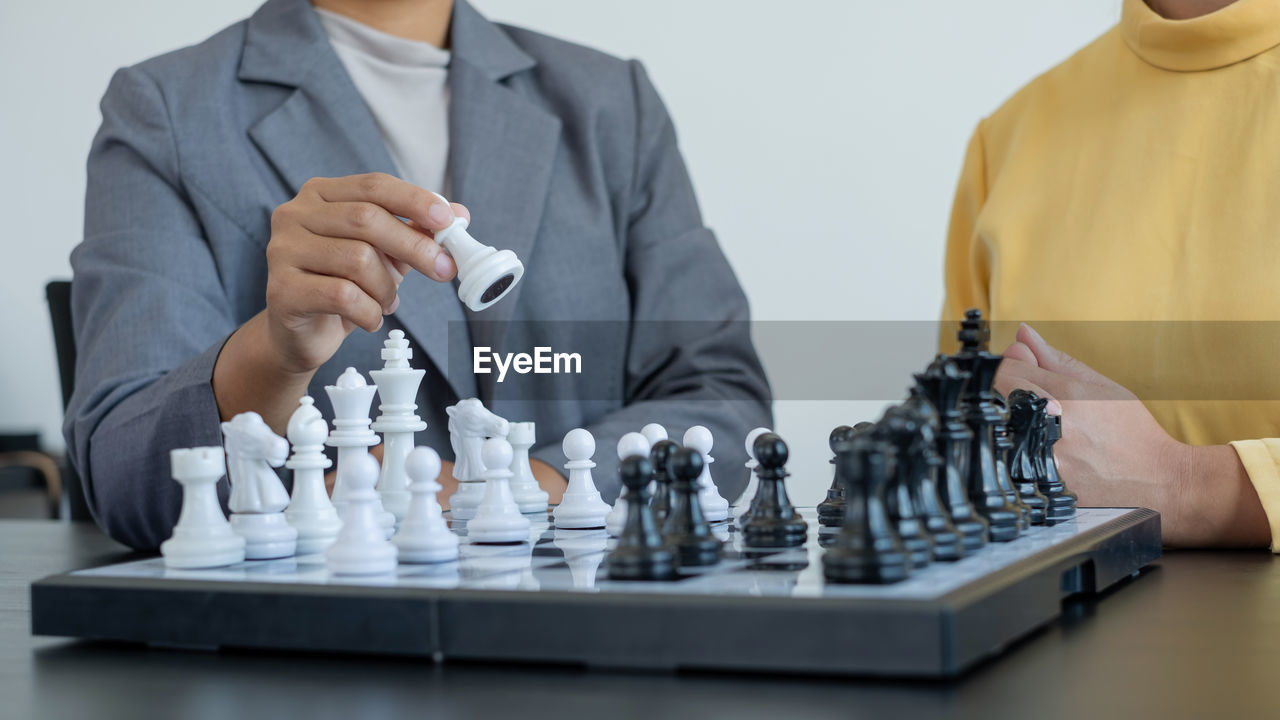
[
  {"xmin": 212, "ymin": 311, "xmax": 315, "ymax": 434},
  {"xmin": 1166, "ymin": 444, "xmax": 1271, "ymax": 548}
]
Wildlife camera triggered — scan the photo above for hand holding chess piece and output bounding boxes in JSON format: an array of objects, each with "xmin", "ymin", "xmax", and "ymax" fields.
[{"xmin": 995, "ymin": 322, "xmax": 1268, "ymax": 547}]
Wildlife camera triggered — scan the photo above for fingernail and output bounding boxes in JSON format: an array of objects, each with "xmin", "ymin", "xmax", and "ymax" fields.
[
  {"xmin": 375, "ymin": 317, "xmax": 384, "ymax": 332},
  {"xmin": 388, "ymin": 294, "xmax": 400, "ymax": 314},
  {"xmin": 435, "ymin": 252, "xmax": 455, "ymax": 278},
  {"xmin": 1022, "ymin": 323, "xmax": 1045, "ymax": 345},
  {"xmin": 428, "ymin": 201, "xmax": 453, "ymax": 226},
  {"xmin": 1047, "ymin": 399, "xmax": 1063, "ymax": 416}
]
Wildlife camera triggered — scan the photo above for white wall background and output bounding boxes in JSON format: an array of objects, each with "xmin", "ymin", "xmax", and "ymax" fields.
[{"xmin": 0, "ymin": 0, "xmax": 1119, "ymax": 503}]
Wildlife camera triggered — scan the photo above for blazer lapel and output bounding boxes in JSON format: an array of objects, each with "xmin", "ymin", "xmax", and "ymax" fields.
[
  {"xmin": 238, "ymin": 0, "xmax": 475, "ymax": 401},
  {"xmin": 448, "ymin": 1, "xmax": 562, "ymax": 401}
]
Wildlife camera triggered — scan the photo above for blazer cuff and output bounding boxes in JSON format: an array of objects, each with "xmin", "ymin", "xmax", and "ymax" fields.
[{"xmin": 1230, "ymin": 439, "xmax": 1280, "ymax": 553}]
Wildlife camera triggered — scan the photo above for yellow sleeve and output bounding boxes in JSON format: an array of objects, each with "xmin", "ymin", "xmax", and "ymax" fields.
[
  {"xmin": 940, "ymin": 122, "xmax": 992, "ymax": 352},
  {"xmin": 1229, "ymin": 439, "xmax": 1280, "ymax": 553}
]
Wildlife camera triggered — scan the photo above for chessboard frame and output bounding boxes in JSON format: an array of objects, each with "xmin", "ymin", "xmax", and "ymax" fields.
[{"xmin": 30, "ymin": 508, "xmax": 1160, "ymax": 677}]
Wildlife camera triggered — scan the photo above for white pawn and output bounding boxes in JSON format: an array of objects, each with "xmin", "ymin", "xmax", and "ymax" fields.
[
  {"xmin": 467, "ymin": 438, "xmax": 532, "ymax": 543},
  {"xmin": 224, "ymin": 412, "xmax": 298, "ymax": 559},
  {"xmin": 507, "ymin": 422, "xmax": 549, "ymax": 513},
  {"xmin": 370, "ymin": 330, "xmax": 427, "ymax": 523},
  {"xmin": 639, "ymin": 423, "xmax": 668, "ymax": 447},
  {"xmin": 326, "ymin": 452, "xmax": 398, "ymax": 575},
  {"xmin": 606, "ymin": 432, "xmax": 652, "ymax": 536},
  {"xmin": 733, "ymin": 427, "xmax": 773, "ymax": 519},
  {"xmin": 285, "ymin": 397, "xmax": 343, "ymax": 554},
  {"xmin": 161, "ymin": 447, "xmax": 246, "ymax": 569},
  {"xmin": 552, "ymin": 428, "xmax": 611, "ymax": 529},
  {"xmin": 325, "ymin": 367, "xmax": 394, "ymax": 539},
  {"xmin": 430, "ymin": 191, "xmax": 524, "ymax": 312},
  {"xmin": 392, "ymin": 447, "xmax": 459, "ymax": 563},
  {"xmin": 683, "ymin": 426, "xmax": 729, "ymax": 522}
]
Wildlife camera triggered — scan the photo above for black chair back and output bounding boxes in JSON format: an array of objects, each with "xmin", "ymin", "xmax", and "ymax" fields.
[{"xmin": 45, "ymin": 280, "xmax": 91, "ymax": 521}]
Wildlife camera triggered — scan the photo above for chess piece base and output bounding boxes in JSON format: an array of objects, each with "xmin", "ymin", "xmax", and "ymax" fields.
[
  {"xmin": 161, "ymin": 531, "xmax": 246, "ymax": 569},
  {"xmin": 394, "ymin": 532, "xmax": 460, "ymax": 563},
  {"xmin": 552, "ymin": 493, "xmax": 611, "ymax": 529},
  {"xmin": 742, "ymin": 517, "xmax": 808, "ymax": 548},
  {"xmin": 231, "ymin": 513, "xmax": 298, "ymax": 560}
]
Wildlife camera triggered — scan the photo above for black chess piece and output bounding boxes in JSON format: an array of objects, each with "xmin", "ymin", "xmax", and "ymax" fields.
[
  {"xmin": 607, "ymin": 455, "xmax": 677, "ymax": 580},
  {"xmin": 914, "ymin": 354, "xmax": 989, "ymax": 556},
  {"xmin": 662, "ymin": 447, "xmax": 723, "ymax": 566},
  {"xmin": 1038, "ymin": 409, "xmax": 1078, "ymax": 524},
  {"xmin": 823, "ymin": 432, "xmax": 910, "ymax": 584},
  {"xmin": 953, "ymin": 309, "xmax": 1022, "ymax": 542},
  {"xmin": 993, "ymin": 393, "xmax": 1031, "ymax": 532},
  {"xmin": 742, "ymin": 433, "xmax": 807, "ymax": 548},
  {"xmin": 817, "ymin": 425, "xmax": 856, "ymax": 527},
  {"xmin": 899, "ymin": 388, "xmax": 965, "ymax": 561},
  {"xmin": 1006, "ymin": 389, "xmax": 1048, "ymax": 525},
  {"xmin": 876, "ymin": 407, "xmax": 933, "ymax": 569},
  {"xmin": 648, "ymin": 439, "xmax": 679, "ymax": 522}
]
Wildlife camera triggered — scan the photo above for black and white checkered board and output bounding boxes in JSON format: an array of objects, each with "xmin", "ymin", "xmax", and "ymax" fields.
[{"xmin": 30, "ymin": 507, "xmax": 1160, "ymax": 677}]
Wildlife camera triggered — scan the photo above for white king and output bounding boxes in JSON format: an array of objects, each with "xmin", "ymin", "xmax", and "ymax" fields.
[{"xmin": 370, "ymin": 330, "xmax": 428, "ymax": 522}]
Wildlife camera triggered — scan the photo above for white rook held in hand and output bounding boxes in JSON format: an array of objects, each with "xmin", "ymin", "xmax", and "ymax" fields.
[{"xmin": 431, "ymin": 192, "xmax": 523, "ymax": 311}]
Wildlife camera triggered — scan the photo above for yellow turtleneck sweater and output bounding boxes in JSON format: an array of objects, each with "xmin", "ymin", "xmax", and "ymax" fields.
[{"xmin": 943, "ymin": 0, "xmax": 1280, "ymax": 548}]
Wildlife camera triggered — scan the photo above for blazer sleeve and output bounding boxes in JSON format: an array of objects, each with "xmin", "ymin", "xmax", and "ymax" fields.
[
  {"xmin": 528, "ymin": 60, "xmax": 773, "ymax": 501},
  {"xmin": 940, "ymin": 122, "xmax": 992, "ymax": 349},
  {"xmin": 1229, "ymin": 440, "xmax": 1280, "ymax": 552},
  {"xmin": 65, "ymin": 66, "xmax": 238, "ymax": 551}
]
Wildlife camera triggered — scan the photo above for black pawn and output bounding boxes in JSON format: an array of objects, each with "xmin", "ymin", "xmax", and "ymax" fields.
[
  {"xmin": 662, "ymin": 447, "xmax": 722, "ymax": 566},
  {"xmin": 1006, "ymin": 389, "xmax": 1048, "ymax": 525},
  {"xmin": 954, "ymin": 309, "xmax": 1022, "ymax": 542},
  {"xmin": 823, "ymin": 433, "xmax": 909, "ymax": 585},
  {"xmin": 742, "ymin": 433, "xmax": 807, "ymax": 548},
  {"xmin": 648, "ymin": 439, "xmax": 679, "ymax": 522},
  {"xmin": 817, "ymin": 425, "xmax": 856, "ymax": 527},
  {"xmin": 608, "ymin": 455, "xmax": 677, "ymax": 580},
  {"xmin": 1039, "ymin": 411, "xmax": 1078, "ymax": 524},
  {"xmin": 876, "ymin": 409, "xmax": 933, "ymax": 569},
  {"xmin": 915, "ymin": 355, "xmax": 989, "ymax": 556}
]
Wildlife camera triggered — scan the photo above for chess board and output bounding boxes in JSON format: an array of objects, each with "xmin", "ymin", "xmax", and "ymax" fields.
[{"xmin": 30, "ymin": 507, "xmax": 1160, "ymax": 677}]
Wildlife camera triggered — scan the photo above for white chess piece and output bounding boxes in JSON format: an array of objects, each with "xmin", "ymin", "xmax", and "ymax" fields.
[
  {"xmin": 430, "ymin": 192, "xmax": 523, "ymax": 312},
  {"xmin": 445, "ymin": 398, "xmax": 509, "ymax": 521},
  {"xmin": 284, "ymin": 397, "xmax": 343, "ymax": 554},
  {"xmin": 683, "ymin": 426, "xmax": 729, "ymax": 522},
  {"xmin": 552, "ymin": 428, "xmax": 611, "ymax": 529},
  {"xmin": 639, "ymin": 423, "xmax": 668, "ymax": 447},
  {"xmin": 370, "ymin": 330, "xmax": 428, "ymax": 523},
  {"xmin": 326, "ymin": 452, "xmax": 398, "ymax": 575},
  {"xmin": 161, "ymin": 447, "xmax": 246, "ymax": 569},
  {"xmin": 224, "ymin": 412, "xmax": 298, "ymax": 559},
  {"xmin": 733, "ymin": 427, "xmax": 773, "ymax": 520},
  {"xmin": 466, "ymin": 437, "xmax": 531, "ymax": 543},
  {"xmin": 605, "ymin": 432, "xmax": 652, "ymax": 536},
  {"xmin": 392, "ymin": 446, "xmax": 459, "ymax": 563},
  {"xmin": 507, "ymin": 422, "xmax": 549, "ymax": 513},
  {"xmin": 325, "ymin": 367, "xmax": 394, "ymax": 538}
]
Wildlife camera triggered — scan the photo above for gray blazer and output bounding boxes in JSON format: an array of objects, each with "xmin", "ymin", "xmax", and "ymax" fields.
[{"xmin": 67, "ymin": 0, "xmax": 771, "ymax": 551}]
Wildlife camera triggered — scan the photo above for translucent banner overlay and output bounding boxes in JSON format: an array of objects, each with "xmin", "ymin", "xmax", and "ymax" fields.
[{"xmin": 445, "ymin": 321, "xmax": 1280, "ymax": 401}]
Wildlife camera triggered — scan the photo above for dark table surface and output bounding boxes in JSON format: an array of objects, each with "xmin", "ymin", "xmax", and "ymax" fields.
[{"xmin": 4, "ymin": 520, "xmax": 1279, "ymax": 720}]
